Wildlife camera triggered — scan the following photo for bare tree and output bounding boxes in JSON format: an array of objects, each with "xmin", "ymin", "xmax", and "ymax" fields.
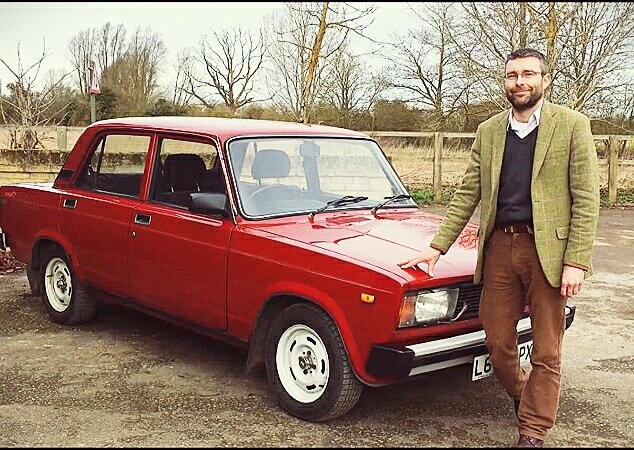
[
  {"xmin": 100, "ymin": 26, "xmax": 166, "ymax": 115},
  {"xmin": 0, "ymin": 43, "xmax": 72, "ymax": 149},
  {"xmin": 320, "ymin": 47, "xmax": 387, "ymax": 127},
  {"xmin": 267, "ymin": 5, "xmax": 323, "ymax": 121},
  {"xmin": 622, "ymin": 81, "xmax": 634, "ymax": 125},
  {"xmin": 95, "ymin": 22, "xmax": 127, "ymax": 74},
  {"xmin": 383, "ymin": 3, "xmax": 469, "ymax": 130},
  {"xmin": 553, "ymin": 3, "xmax": 634, "ymax": 113},
  {"xmin": 171, "ymin": 50, "xmax": 195, "ymax": 107},
  {"xmin": 68, "ymin": 22, "xmax": 127, "ymax": 94},
  {"xmin": 68, "ymin": 29, "xmax": 96, "ymax": 94},
  {"xmin": 181, "ymin": 27, "xmax": 267, "ymax": 112},
  {"xmin": 450, "ymin": 2, "xmax": 634, "ymax": 114},
  {"xmin": 268, "ymin": 2, "xmax": 376, "ymax": 123},
  {"xmin": 448, "ymin": 2, "xmax": 542, "ymax": 110}
]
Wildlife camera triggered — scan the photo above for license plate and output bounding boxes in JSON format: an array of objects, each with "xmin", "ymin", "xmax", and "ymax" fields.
[{"xmin": 472, "ymin": 340, "xmax": 533, "ymax": 381}]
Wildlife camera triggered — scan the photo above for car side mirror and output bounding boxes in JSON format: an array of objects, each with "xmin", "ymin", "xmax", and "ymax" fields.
[{"xmin": 190, "ymin": 192, "xmax": 228, "ymax": 216}]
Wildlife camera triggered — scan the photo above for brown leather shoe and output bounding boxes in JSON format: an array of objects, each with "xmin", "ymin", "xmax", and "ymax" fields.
[{"xmin": 516, "ymin": 434, "xmax": 544, "ymax": 448}]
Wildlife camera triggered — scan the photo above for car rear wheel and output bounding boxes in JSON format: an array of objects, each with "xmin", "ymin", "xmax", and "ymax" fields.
[
  {"xmin": 265, "ymin": 302, "xmax": 363, "ymax": 421},
  {"xmin": 40, "ymin": 246, "xmax": 97, "ymax": 325}
]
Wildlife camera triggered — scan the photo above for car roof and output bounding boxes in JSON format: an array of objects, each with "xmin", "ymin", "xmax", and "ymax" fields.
[{"xmin": 90, "ymin": 116, "xmax": 369, "ymax": 141}]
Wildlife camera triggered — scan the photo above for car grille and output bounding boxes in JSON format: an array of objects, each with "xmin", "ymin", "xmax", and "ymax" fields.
[{"xmin": 456, "ymin": 282, "xmax": 483, "ymax": 321}]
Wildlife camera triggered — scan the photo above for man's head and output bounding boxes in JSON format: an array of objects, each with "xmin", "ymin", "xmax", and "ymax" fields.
[{"xmin": 504, "ymin": 48, "xmax": 552, "ymax": 112}]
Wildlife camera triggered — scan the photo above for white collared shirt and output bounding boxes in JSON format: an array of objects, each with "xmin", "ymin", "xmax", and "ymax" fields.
[{"xmin": 508, "ymin": 101, "xmax": 543, "ymax": 139}]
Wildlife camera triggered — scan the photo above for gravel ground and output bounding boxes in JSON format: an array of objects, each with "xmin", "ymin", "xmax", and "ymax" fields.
[{"xmin": 0, "ymin": 207, "xmax": 632, "ymax": 447}]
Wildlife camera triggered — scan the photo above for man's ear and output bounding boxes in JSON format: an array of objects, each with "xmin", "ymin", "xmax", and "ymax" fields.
[{"xmin": 543, "ymin": 72, "xmax": 553, "ymax": 89}]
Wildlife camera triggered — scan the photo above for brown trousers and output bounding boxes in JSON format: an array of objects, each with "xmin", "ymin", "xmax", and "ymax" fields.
[{"xmin": 480, "ymin": 230, "xmax": 567, "ymax": 440}]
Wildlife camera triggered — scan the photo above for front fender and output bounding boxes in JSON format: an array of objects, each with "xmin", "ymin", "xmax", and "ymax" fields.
[{"xmin": 252, "ymin": 278, "xmax": 398, "ymax": 385}]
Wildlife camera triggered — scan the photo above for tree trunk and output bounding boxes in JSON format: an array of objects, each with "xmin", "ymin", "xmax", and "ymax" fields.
[{"xmin": 301, "ymin": 2, "xmax": 329, "ymax": 124}]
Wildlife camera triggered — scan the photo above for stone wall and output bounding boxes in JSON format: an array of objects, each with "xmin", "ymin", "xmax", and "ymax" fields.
[{"xmin": 0, "ymin": 149, "xmax": 70, "ymax": 185}]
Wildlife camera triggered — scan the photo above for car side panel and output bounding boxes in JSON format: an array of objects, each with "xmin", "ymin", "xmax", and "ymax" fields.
[
  {"xmin": 127, "ymin": 202, "xmax": 231, "ymax": 330},
  {"xmin": 57, "ymin": 188, "xmax": 139, "ymax": 297}
]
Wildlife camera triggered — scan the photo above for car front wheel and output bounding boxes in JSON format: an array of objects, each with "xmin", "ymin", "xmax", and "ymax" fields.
[
  {"xmin": 40, "ymin": 246, "xmax": 97, "ymax": 325},
  {"xmin": 265, "ymin": 302, "xmax": 363, "ymax": 421}
]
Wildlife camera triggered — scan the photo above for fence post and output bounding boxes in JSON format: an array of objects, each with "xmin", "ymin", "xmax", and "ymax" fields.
[
  {"xmin": 608, "ymin": 136, "xmax": 619, "ymax": 206},
  {"xmin": 433, "ymin": 131, "xmax": 443, "ymax": 202},
  {"xmin": 57, "ymin": 126, "xmax": 67, "ymax": 151}
]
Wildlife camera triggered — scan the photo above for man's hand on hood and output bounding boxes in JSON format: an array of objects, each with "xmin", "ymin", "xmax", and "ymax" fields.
[{"xmin": 398, "ymin": 247, "xmax": 442, "ymax": 277}]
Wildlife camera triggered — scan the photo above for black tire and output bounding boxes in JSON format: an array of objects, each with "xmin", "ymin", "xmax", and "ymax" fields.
[
  {"xmin": 26, "ymin": 265, "xmax": 41, "ymax": 296},
  {"xmin": 40, "ymin": 246, "xmax": 97, "ymax": 325},
  {"xmin": 265, "ymin": 302, "xmax": 363, "ymax": 422}
]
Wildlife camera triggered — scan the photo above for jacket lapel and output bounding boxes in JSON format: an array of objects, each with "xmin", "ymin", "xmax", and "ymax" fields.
[
  {"xmin": 532, "ymin": 101, "xmax": 556, "ymax": 180},
  {"xmin": 490, "ymin": 112, "xmax": 508, "ymax": 196}
]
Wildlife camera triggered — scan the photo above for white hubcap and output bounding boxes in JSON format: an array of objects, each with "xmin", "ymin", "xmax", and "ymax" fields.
[
  {"xmin": 276, "ymin": 324, "xmax": 330, "ymax": 403},
  {"xmin": 44, "ymin": 257, "xmax": 72, "ymax": 312}
]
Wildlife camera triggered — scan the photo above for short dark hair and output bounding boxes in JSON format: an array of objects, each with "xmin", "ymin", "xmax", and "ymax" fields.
[{"xmin": 506, "ymin": 48, "xmax": 548, "ymax": 74}]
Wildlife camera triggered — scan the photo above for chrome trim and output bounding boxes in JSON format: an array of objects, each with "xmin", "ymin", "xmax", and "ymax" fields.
[
  {"xmin": 134, "ymin": 214, "xmax": 151, "ymax": 226},
  {"xmin": 410, "ymin": 356, "xmax": 475, "ymax": 375},
  {"xmin": 407, "ymin": 315, "xmax": 534, "ymax": 377},
  {"xmin": 211, "ymin": 135, "xmax": 238, "ymax": 226},
  {"xmin": 447, "ymin": 302, "xmax": 468, "ymax": 322}
]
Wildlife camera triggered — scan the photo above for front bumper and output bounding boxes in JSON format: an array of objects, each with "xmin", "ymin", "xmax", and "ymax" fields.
[{"xmin": 366, "ymin": 304, "xmax": 576, "ymax": 380}]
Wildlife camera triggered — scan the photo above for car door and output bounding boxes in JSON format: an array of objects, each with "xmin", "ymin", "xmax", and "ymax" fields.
[
  {"xmin": 126, "ymin": 135, "xmax": 231, "ymax": 330},
  {"xmin": 58, "ymin": 132, "xmax": 151, "ymax": 296}
]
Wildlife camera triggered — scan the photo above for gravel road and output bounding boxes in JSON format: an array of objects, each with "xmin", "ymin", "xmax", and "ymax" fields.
[{"xmin": 0, "ymin": 207, "xmax": 632, "ymax": 447}]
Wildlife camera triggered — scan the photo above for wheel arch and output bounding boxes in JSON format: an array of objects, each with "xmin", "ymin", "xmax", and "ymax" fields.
[
  {"xmin": 32, "ymin": 236, "xmax": 74, "ymax": 271},
  {"xmin": 28, "ymin": 236, "xmax": 77, "ymax": 296},
  {"xmin": 245, "ymin": 293, "xmax": 362, "ymax": 384}
]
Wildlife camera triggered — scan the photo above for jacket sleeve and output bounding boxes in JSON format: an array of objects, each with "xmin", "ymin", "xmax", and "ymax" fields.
[
  {"xmin": 431, "ymin": 125, "xmax": 483, "ymax": 253},
  {"xmin": 564, "ymin": 114, "xmax": 600, "ymax": 269}
]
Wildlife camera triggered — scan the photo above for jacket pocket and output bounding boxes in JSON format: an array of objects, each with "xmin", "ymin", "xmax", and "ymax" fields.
[{"xmin": 556, "ymin": 226, "xmax": 569, "ymax": 239}]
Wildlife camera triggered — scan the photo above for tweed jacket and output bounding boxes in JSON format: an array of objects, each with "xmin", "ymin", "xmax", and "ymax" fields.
[{"xmin": 431, "ymin": 100, "xmax": 600, "ymax": 288}]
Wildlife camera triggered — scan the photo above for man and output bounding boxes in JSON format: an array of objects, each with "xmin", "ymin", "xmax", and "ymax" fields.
[{"xmin": 399, "ymin": 48, "xmax": 599, "ymax": 447}]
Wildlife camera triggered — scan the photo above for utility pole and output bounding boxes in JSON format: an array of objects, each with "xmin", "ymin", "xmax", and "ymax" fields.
[
  {"xmin": 87, "ymin": 61, "xmax": 100, "ymax": 123},
  {"xmin": 90, "ymin": 94, "xmax": 96, "ymax": 124}
]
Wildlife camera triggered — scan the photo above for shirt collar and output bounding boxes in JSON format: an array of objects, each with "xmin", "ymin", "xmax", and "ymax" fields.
[{"xmin": 508, "ymin": 99, "xmax": 544, "ymax": 129}]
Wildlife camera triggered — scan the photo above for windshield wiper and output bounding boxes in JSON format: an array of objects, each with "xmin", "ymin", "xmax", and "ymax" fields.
[
  {"xmin": 371, "ymin": 194, "xmax": 412, "ymax": 214},
  {"xmin": 309, "ymin": 195, "xmax": 369, "ymax": 219}
]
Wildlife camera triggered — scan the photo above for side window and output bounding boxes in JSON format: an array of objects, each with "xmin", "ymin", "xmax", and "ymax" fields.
[
  {"xmin": 77, "ymin": 134, "xmax": 150, "ymax": 198},
  {"xmin": 151, "ymin": 138, "xmax": 222, "ymax": 209}
]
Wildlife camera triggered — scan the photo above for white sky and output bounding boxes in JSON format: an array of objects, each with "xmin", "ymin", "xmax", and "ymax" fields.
[{"xmin": 0, "ymin": 1, "xmax": 414, "ymax": 94}]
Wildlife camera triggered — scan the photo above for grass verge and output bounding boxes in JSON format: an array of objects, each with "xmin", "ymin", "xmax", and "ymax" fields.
[{"xmin": 411, "ymin": 187, "xmax": 634, "ymax": 208}]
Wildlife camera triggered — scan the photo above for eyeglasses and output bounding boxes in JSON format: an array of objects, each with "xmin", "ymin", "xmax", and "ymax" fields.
[{"xmin": 505, "ymin": 71, "xmax": 544, "ymax": 81}]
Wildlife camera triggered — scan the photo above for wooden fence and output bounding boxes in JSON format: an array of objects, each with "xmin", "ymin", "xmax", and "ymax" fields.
[
  {"xmin": 1, "ymin": 126, "xmax": 633, "ymax": 206},
  {"xmin": 367, "ymin": 131, "xmax": 634, "ymax": 206}
]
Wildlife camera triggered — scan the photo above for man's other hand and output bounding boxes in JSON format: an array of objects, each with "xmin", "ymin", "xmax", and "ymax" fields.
[{"xmin": 560, "ymin": 265, "xmax": 585, "ymax": 297}]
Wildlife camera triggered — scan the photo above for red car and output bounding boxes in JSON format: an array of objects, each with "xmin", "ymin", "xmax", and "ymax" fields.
[{"xmin": 0, "ymin": 117, "xmax": 575, "ymax": 421}]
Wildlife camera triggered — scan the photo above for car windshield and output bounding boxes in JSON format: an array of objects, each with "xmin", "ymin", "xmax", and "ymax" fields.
[{"xmin": 227, "ymin": 137, "xmax": 416, "ymax": 218}]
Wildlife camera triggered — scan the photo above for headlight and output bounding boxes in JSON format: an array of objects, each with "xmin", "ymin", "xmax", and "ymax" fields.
[{"xmin": 398, "ymin": 287, "xmax": 459, "ymax": 328}]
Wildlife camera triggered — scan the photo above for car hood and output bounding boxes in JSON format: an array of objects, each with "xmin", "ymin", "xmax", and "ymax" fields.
[{"xmin": 250, "ymin": 208, "xmax": 478, "ymax": 282}]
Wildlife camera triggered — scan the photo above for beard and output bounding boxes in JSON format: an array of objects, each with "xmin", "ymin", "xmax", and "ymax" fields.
[{"xmin": 506, "ymin": 87, "xmax": 543, "ymax": 112}]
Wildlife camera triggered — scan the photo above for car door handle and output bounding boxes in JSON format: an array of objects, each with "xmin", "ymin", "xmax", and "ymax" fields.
[
  {"xmin": 134, "ymin": 213, "xmax": 152, "ymax": 226},
  {"xmin": 63, "ymin": 198, "xmax": 77, "ymax": 209}
]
